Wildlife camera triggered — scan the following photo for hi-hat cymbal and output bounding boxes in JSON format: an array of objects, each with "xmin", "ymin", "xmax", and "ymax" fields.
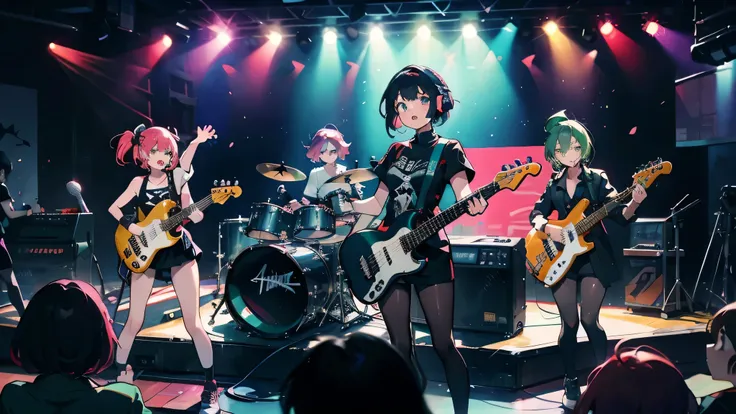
[
  {"xmin": 256, "ymin": 163, "xmax": 307, "ymax": 182},
  {"xmin": 324, "ymin": 168, "xmax": 377, "ymax": 185}
]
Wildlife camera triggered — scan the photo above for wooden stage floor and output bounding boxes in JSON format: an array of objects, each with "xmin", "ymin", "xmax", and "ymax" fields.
[{"xmin": 137, "ymin": 297, "xmax": 709, "ymax": 353}]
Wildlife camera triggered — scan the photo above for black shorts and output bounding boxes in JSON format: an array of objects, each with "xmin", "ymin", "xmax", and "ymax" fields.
[{"xmin": 0, "ymin": 238, "xmax": 13, "ymax": 270}]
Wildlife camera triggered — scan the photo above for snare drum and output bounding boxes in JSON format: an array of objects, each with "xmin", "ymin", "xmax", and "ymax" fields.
[
  {"xmin": 294, "ymin": 205, "xmax": 335, "ymax": 240},
  {"xmin": 323, "ymin": 189, "xmax": 353, "ymax": 216},
  {"xmin": 224, "ymin": 244, "xmax": 334, "ymax": 337},
  {"xmin": 247, "ymin": 203, "xmax": 294, "ymax": 241}
]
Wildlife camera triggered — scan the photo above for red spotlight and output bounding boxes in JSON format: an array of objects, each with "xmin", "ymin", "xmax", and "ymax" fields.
[
  {"xmin": 600, "ymin": 22, "xmax": 614, "ymax": 36},
  {"xmin": 162, "ymin": 35, "xmax": 172, "ymax": 47},
  {"xmin": 48, "ymin": 43, "xmax": 56, "ymax": 50},
  {"xmin": 644, "ymin": 21, "xmax": 659, "ymax": 36}
]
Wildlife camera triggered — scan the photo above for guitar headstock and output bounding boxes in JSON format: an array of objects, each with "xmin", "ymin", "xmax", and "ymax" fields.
[
  {"xmin": 495, "ymin": 157, "xmax": 542, "ymax": 191},
  {"xmin": 631, "ymin": 158, "xmax": 672, "ymax": 189},
  {"xmin": 211, "ymin": 178, "xmax": 242, "ymax": 204}
]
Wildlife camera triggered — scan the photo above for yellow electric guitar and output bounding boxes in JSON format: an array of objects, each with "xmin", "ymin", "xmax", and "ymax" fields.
[
  {"xmin": 115, "ymin": 183, "xmax": 242, "ymax": 273},
  {"xmin": 525, "ymin": 159, "xmax": 672, "ymax": 287}
]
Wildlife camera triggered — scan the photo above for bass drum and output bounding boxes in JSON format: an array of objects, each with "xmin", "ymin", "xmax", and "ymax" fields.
[{"xmin": 224, "ymin": 244, "xmax": 334, "ymax": 338}]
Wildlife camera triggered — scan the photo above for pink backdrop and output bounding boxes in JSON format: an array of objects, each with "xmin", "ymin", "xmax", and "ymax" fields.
[{"xmin": 445, "ymin": 146, "xmax": 554, "ymax": 238}]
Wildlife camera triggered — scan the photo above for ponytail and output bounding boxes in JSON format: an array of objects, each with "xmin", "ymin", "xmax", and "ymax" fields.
[{"xmin": 114, "ymin": 130, "xmax": 137, "ymax": 166}]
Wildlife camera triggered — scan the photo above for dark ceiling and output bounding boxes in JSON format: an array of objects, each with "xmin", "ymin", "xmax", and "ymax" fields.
[{"xmin": 1, "ymin": 0, "xmax": 694, "ymax": 41}]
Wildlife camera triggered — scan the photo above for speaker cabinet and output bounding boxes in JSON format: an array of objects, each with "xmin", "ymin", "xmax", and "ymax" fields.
[{"xmin": 411, "ymin": 236, "xmax": 527, "ymax": 336}]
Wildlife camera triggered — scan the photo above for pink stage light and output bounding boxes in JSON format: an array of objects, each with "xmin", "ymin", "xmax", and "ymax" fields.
[
  {"xmin": 216, "ymin": 32, "xmax": 232, "ymax": 45},
  {"xmin": 600, "ymin": 22, "xmax": 614, "ymax": 36},
  {"xmin": 162, "ymin": 35, "xmax": 172, "ymax": 47},
  {"xmin": 644, "ymin": 21, "xmax": 659, "ymax": 36},
  {"xmin": 48, "ymin": 43, "xmax": 56, "ymax": 50}
]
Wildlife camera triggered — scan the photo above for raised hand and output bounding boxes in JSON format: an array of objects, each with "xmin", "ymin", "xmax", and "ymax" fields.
[
  {"xmin": 192, "ymin": 125, "xmax": 217, "ymax": 145},
  {"xmin": 117, "ymin": 364, "xmax": 135, "ymax": 384}
]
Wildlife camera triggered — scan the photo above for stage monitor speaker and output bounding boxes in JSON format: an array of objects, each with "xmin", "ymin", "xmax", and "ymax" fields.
[{"xmin": 411, "ymin": 236, "xmax": 526, "ymax": 337}]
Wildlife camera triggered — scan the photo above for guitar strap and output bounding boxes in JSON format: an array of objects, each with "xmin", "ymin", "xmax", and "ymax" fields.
[{"xmin": 415, "ymin": 138, "xmax": 448, "ymax": 212}]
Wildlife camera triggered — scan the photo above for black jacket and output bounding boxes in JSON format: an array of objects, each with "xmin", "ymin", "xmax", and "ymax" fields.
[{"xmin": 529, "ymin": 166, "xmax": 637, "ymax": 287}]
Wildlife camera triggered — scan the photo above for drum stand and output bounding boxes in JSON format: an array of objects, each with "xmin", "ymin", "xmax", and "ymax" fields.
[{"xmin": 319, "ymin": 265, "xmax": 371, "ymax": 328}]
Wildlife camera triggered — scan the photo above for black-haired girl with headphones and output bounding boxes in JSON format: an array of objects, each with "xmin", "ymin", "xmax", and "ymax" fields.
[
  {"xmin": 346, "ymin": 65, "xmax": 487, "ymax": 414},
  {"xmin": 108, "ymin": 125, "xmax": 220, "ymax": 413},
  {"xmin": 529, "ymin": 111, "xmax": 647, "ymax": 410}
]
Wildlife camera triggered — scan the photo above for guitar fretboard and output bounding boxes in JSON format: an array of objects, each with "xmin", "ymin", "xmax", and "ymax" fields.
[
  {"xmin": 573, "ymin": 185, "xmax": 635, "ymax": 235},
  {"xmin": 399, "ymin": 181, "xmax": 500, "ymax": 253},
  {"xmin": 161, "ymin": 195, "xmax": 213, "ymax": 232}
]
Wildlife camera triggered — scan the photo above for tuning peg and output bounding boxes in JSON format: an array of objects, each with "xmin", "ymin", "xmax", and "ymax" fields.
[
  {"xmin": 220, "ymin": 179, "xmax": 226, "ymax": 186},
  {"xmin": 213, "ymin": 180, "xmax": 218, "ymax": 186},
  {"xmin": 226, "ymin": 180, "xmax": 231, "ymax": 186},
  {"xmin": 234, "ymin": 180, "xmax": 239, "ymax": 186},
  {"xmin": 514, "ymin": 159, "xmax": 522, "ymax": 166},
  {"xmin": 501, "ymin": 165, "xmax": 509, "ymax": 171},
  {"xmin": 526, "ymin": 156, "xmax": 533, "ymax": 164}
]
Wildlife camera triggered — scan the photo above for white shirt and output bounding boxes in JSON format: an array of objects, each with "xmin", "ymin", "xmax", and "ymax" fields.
[{"xmin": 304, "ymin": 164, "xmax": 350, "ymax": 200}]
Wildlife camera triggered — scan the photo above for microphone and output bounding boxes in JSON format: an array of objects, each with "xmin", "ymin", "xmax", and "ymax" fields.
[
  {"xmin": 67, "ymin": 181, "xmax": 89, "ymax": 213},
  {"xmin": 369, "ymin": 156, "xmax": 378, "ymax": 168},
  {"xmin": 355, "ymin": 159, "xmax": 359, "ymax": 169}
]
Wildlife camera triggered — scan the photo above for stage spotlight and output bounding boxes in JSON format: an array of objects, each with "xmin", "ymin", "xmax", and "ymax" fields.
[
  {"xmin": 543, "ymin": 21, "xmax": 558, "ymax": 35},
  {"xmin": 295, "ymin": 29, "xmax": 314, "ymax": 53},
  {"xmin": 323, "ymin": 28, "xmax": 337, "ymax": 44},
  {"xmin": 345, "ymin": 25, "xmax": 359, "ymax": 41},
  {"xmin": 216, "ymin": 32, "xmax": 232, "ymax": 45},
  {"xmin": 418, "ymin": 25, "xmax": 431, "ymax": 40},
  {"xmin": 268, "ymin": 30, "xmax": 282, "ymax": 45},
  {"xmin": 644, "ymin": 21, "xmax": 659, "ymax": 35},
  {"xmin": 462, "ymin": 24, "xmax": 477, "ymax": 39},
  {"xmin": 162, "ymin": 35, "xmax": 172, "ymax": 47},
  {"xmin": 600, "ymin": 21, "xmax": 614, "ymax": 36},
  {"xmin": 369, "ymin": 26, "xmax": 383, "ymax": 42},
  {"xmin": 48, "ymin": 43, "xmax": 56, "ymax": 50}
]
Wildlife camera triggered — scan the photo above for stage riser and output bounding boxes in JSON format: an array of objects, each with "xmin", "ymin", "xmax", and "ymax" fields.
[{"xmin": 111, "ymin": 331, "xmax": 710, "ymax": 389}]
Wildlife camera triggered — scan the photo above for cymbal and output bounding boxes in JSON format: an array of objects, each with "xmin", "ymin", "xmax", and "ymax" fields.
[
  {"xmin": 256, "ymin": 163, "xmax": 307, "ymax": 182},
  {"xmin": 324, "ymin": 168, "xmax": 377, "ymax": 185}
]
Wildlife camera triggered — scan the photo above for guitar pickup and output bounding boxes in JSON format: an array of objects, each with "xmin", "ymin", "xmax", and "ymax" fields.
[
  {"xmin": 139, "ymin": 232, "xmax": 148, "ymax": 247},
  {"xmin": 382, "ymin": 247, "xmax": 392, "ymax": 265},
  {"xmin": 123, "ymin": 248, "xmax": 132, "ymax": 259}
]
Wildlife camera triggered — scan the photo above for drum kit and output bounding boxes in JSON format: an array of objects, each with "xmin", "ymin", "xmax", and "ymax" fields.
[{"xmin": 210, "ymin": 162, "xmax": 377, "ymax": 339}]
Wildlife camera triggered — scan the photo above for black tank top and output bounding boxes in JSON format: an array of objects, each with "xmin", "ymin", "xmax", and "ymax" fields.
[{"xmin": 136, "ymin": 171, "xmax": 179, "ymax": 216}]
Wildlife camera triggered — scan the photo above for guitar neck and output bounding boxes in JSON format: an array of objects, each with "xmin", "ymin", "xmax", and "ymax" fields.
[
  {"xmin": 161, "ymin": 195, "xmax": 213, "ymax": 232},
  {"xmin": 573, "ymin": 186, "xmax": 634, "ymax": 234},
  {"xmin": 401, "ymin": 181, "xmax": 500, "ymax": 252}
]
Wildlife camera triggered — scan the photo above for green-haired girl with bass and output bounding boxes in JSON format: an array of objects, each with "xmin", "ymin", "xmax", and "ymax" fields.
[{"xmin": 529, "ymin": 111, "xmax": 648, "ymax": 410}]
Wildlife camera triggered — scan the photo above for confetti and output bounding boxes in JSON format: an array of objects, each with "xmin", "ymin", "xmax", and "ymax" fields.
[
  {"xmin": 629, "ymin": 126, "xmax": 638, "ymax": 135},
  {"xmin": 229, "ymin": 142, "xmax": 234, "ymax": 148},
  {"xmin": 17, "ymin": 159, "xmax": 21, "ymax": 162},
  {"xmin": 228, "ymin": 91, "xmax": 232, "ymax": 95},
  {"xmin": 660, "ymin": 101, "xmax": 665, "ymax": 105}
]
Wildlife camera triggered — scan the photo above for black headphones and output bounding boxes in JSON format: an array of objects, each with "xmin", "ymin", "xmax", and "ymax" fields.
[{"xmin": 393, "ymin": 65, "xmax": 455, "ymax": 114}]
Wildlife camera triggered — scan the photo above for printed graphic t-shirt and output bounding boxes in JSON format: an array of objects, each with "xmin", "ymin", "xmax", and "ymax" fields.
[{"xmin": 373, "ymin": 128, "xmax": 475, "ymax": 253}]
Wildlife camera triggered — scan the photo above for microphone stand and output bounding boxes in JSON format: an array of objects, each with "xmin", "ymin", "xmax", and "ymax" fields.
[
  {"xmin": 661, "ymin": 195, "xmax": 698, "ymax": 316},
  {"xmin": 71, "ymin": 188, "xmax": 108, "ymax": 299}
]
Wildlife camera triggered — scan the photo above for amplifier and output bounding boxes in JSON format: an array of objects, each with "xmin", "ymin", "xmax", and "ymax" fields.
[
  {"xmin": 410, "ymin": 236, "xmax": 527, "ymax": 336},
  {"xmin": 4, "ymin": 213, "xmax": 94, "ymax": 295},
  {"xmin": 623, "ymin": 248, "xmax": 684, "ymax": 313},
  {"xmin": 5, "ymin": 213, "xmax": 94, "ymax": 243}
]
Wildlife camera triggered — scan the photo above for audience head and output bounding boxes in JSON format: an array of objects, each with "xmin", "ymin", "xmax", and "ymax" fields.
[
  {"xmin": 574, "ymin": 339, "xmax": 698, "ymax": 414},
  {"xmin": 707, "ymin": 302, "xmax": 736, "ymax": 384},
  {"xmin": 10, "ymin": 280, "xmax": 117, "ymax": 376},
  {"xmin": 280, "ymin": 333, "xmax": 430, "ymax": 414}
]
